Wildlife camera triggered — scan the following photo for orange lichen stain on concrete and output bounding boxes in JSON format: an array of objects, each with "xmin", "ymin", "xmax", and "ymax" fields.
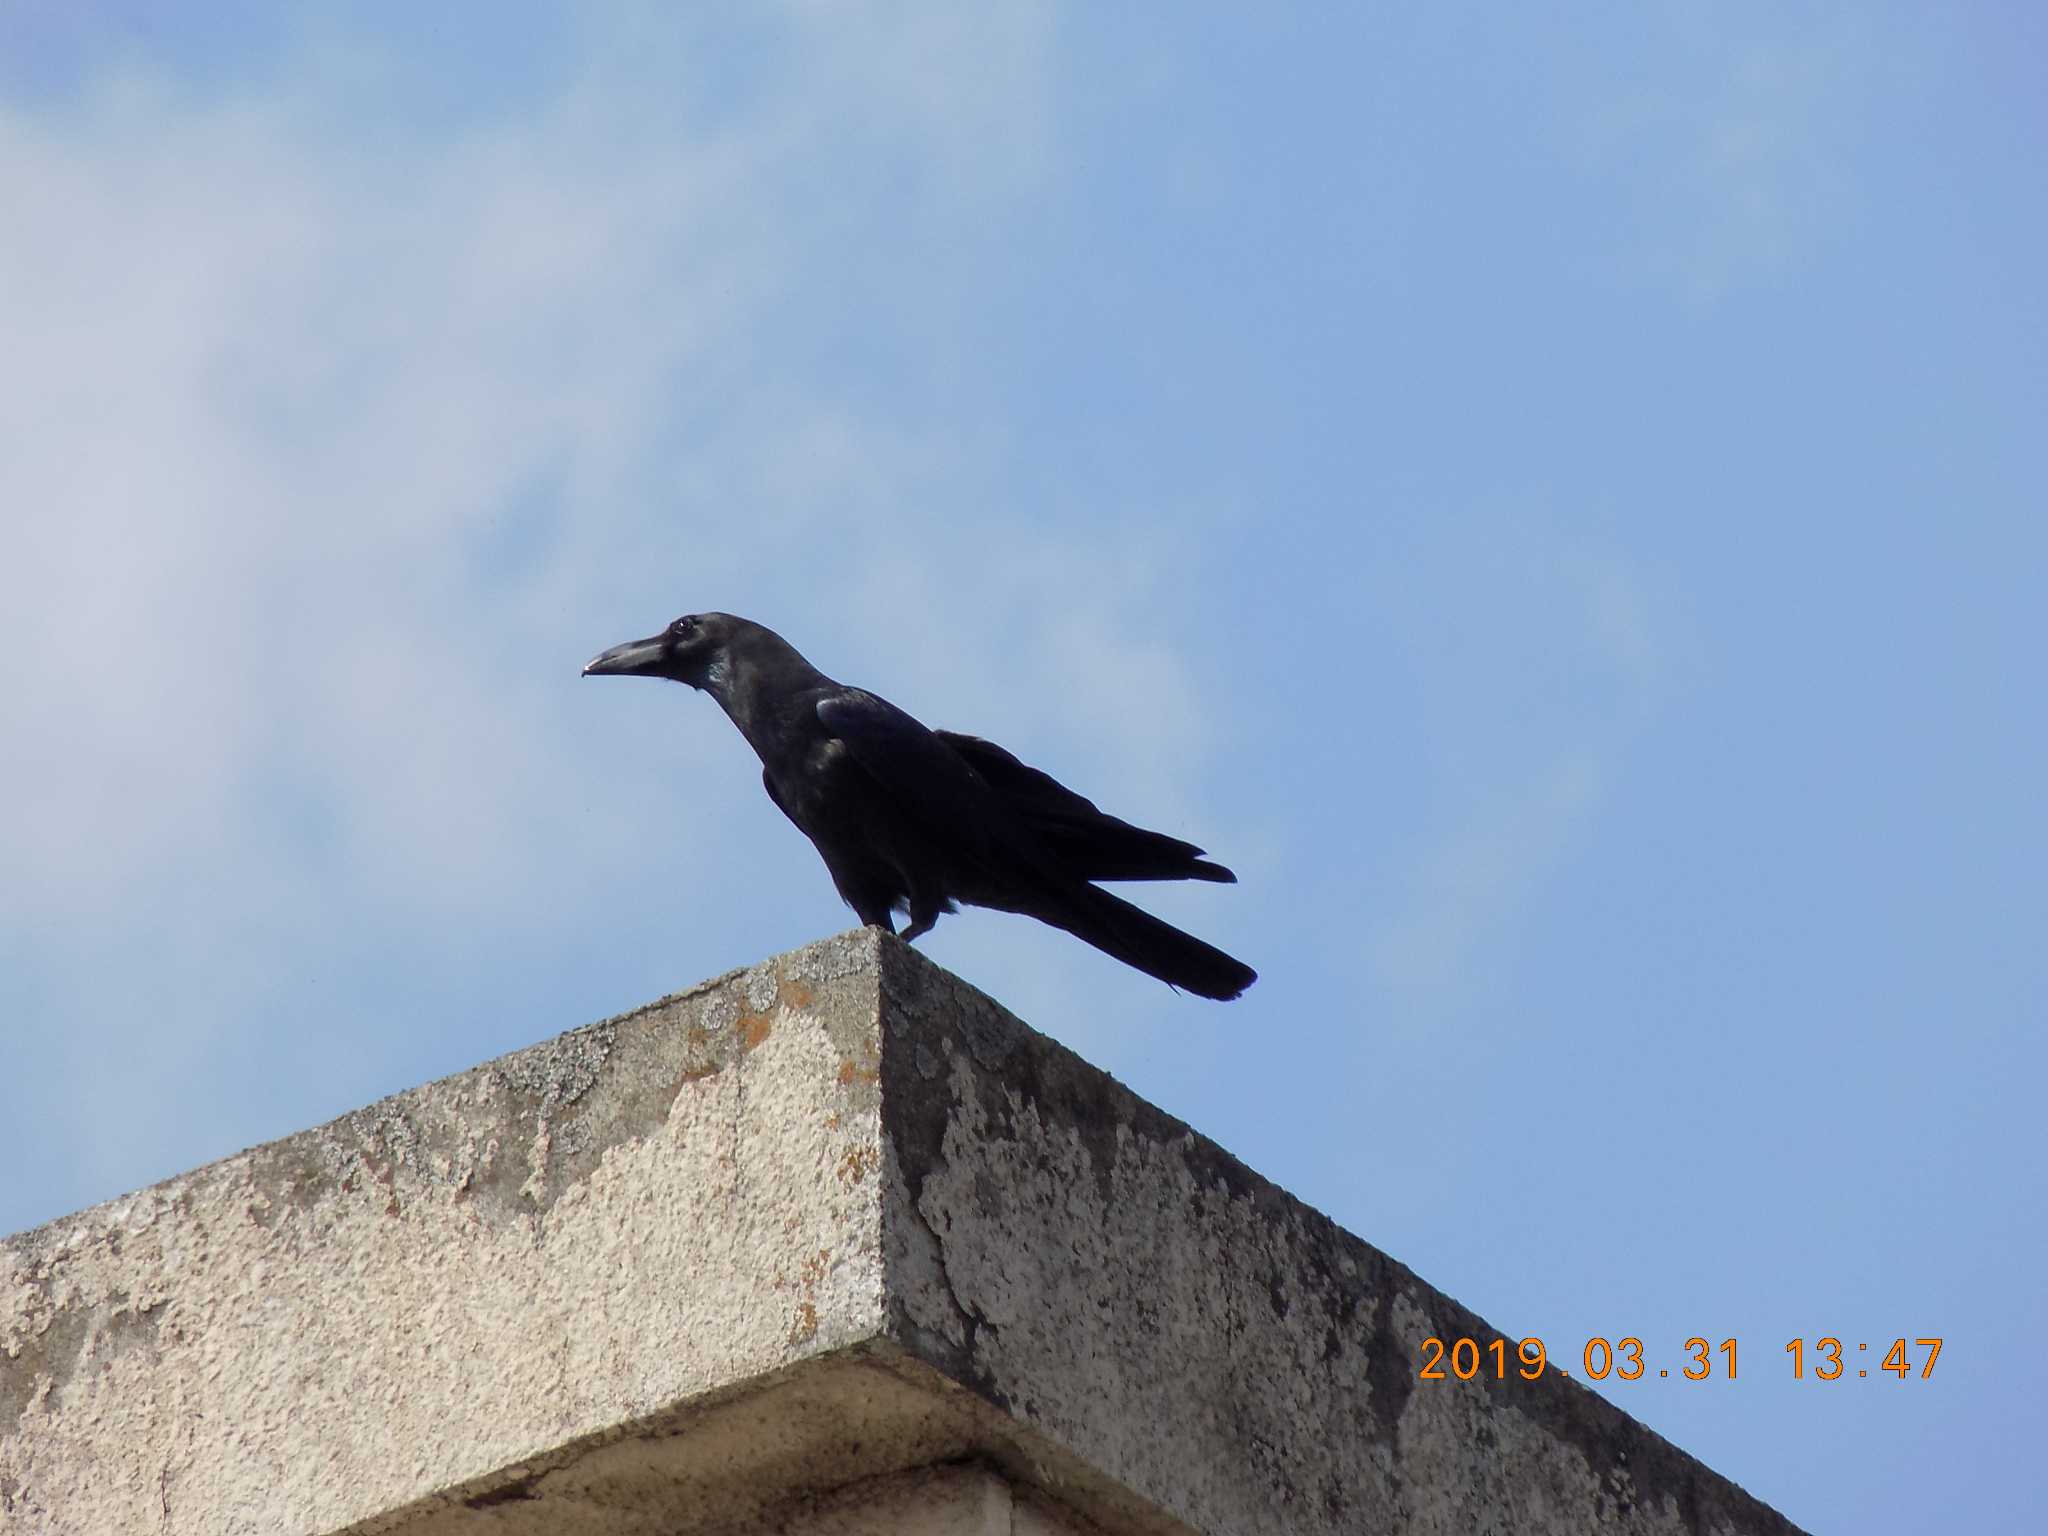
[
  {"xmin": 672, "ymin": 1025, "xmax": 721, "ymax": 1091},
  {"xmin": 737, "ymin": 1011, "xmax": 774, "ymax": 1052},
  {"xmin": 365, "ymin": 1159, "xmax": 402, "ymax": 1219},
  {"xmin": 835, "ymin": 1051, "xmax": 880, "ymax": 1087},
  {"xmin": 836, "ymin": 1145, "xmax": 880, "ymax": 1188},
  {"xmin": 778, "ymin": 1247, "xmax": 833, "ymax": 1344},
  {"xmin": 777, "ymin": 976, "xmax": 816, "ymax": 1011}
]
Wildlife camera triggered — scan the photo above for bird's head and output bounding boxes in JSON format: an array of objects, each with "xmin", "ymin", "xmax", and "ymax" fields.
[{"xmin": 582, "ymin": 612, "xmax": 738, "ymax": 691}]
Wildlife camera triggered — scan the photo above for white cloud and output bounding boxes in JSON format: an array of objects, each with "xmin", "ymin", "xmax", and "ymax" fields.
[
  {"xmin": 0, "ymin": 7, "xmax": 1069, "ymax": 926},
  {"xmin": 0, "ymin": 2, "xmax": 1251, "ymax": 1229},
  {"xmin": 1568, "ymin": 7, "xmax": 1874, "ymax": 300},
  {"xmin": 1368, "ymin": 529, "xmax": 1668, "ymax": 1004}
]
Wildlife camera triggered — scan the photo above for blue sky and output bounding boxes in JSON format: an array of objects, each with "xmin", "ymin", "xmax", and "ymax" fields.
[{"xmin": 2, "ymin": 5, "xmax": 2041, "ymax": 1529}]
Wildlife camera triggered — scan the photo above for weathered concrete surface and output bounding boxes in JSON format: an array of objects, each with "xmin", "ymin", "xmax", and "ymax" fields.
[
  {"xmin": 1, "ymin": 930, "xmax": 1805, "ymax": 1536},
  {"xmin": 780, "ymin": 1463, "xmax": 1088, "ymax": 1535}
]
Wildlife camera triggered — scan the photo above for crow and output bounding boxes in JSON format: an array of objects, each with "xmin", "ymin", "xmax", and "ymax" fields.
[{"xmin": 583, "ymin": 612, "xmax": 1256, "ymax": 1000}]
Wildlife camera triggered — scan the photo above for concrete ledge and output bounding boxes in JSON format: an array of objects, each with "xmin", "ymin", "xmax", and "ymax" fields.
[{"xmin": 2, "ymin": 931, "xmax": 1804, "ymax": 1534}]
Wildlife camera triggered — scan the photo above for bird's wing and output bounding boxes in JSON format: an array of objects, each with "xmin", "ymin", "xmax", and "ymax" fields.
[
  {"xmin": 814, "ymin": 691, "xmax": 1001, "ymax": 850},
  {"xmin": 934, "ymin": 729, "xmax": 1235, "ymax": 884},
  {"xmin": 932, "ymin": 731, "xmax": 1103, "ymax": 818}
]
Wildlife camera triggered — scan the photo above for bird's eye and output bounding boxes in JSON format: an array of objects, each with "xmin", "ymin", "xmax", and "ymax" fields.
[{"xmin": 671, "ymin": 616, "xmax": 697, "ymax": 638}]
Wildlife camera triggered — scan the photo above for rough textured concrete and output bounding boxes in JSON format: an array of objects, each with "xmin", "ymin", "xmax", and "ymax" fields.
[
  {"xmin": 780, "ymin": 1464, "xmax": 1088, "ymax": 1536},
  {"xmin": 1, "ymin": 930, "xmax": 1805, "ymax": 1536}
]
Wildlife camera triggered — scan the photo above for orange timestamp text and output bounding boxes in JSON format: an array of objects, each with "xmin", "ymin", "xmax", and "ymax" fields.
[{"xmin": 1418, "ymin": 1335, "xmax": 1944, "ymax": 1383}]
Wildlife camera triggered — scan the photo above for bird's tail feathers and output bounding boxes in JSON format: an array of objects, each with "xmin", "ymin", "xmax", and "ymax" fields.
[{"xmin": 1026, "ymin": 882, "xmax": 1257, "ymax": 1001}]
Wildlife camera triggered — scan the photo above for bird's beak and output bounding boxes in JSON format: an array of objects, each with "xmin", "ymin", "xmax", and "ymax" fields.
[{"xmin": 582, "ymin": 632, "xmax": 670, "ymax": 678}]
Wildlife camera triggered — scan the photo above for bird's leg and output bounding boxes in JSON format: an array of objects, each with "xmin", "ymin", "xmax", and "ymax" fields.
[
  {"xmin": 852, "ymin": 902, "xmax": 896, "ymax": 935},
  {"xmin": 898, "ymin": 891, "xmax": 960, "ymax": 944}
]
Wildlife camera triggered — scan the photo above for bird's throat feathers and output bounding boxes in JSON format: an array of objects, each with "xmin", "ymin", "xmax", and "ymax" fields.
[{"xmin": 697, "ymin": 655, "xmax": 732, "ymax": 699}]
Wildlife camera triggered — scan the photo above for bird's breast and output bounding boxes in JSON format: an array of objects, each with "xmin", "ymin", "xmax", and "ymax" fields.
[{"xmin": 767, "ymin": 738, "xmax": 863, "ymax": 823}]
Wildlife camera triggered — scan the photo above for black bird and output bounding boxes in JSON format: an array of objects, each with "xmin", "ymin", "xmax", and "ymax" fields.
[{"xmin": 583, "ymin": 612, "xmax": 1256, "ymax": 1000}]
